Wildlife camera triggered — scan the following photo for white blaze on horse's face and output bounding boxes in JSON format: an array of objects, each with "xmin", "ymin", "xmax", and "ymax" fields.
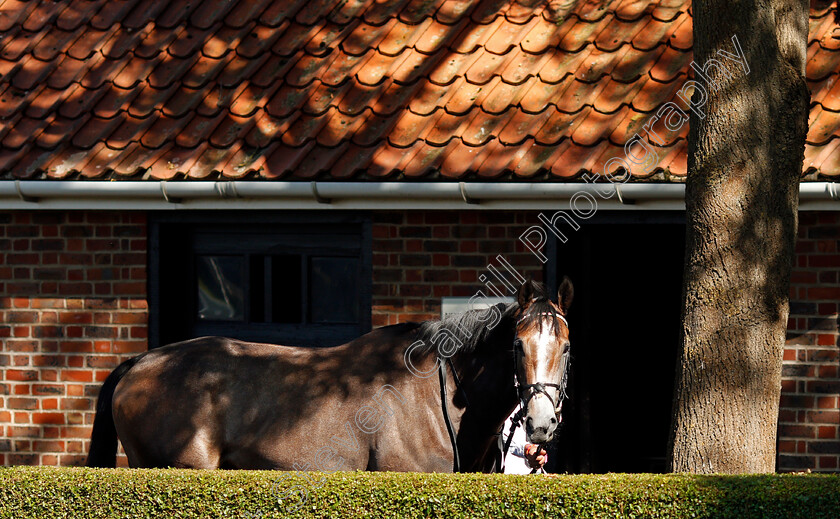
[{"xmin": 517, "ymin": 310, "xmax": 570, "ymax": 445}]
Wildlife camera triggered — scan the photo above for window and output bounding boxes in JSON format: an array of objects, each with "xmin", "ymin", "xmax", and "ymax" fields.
[{"xmin": 150, "ymin": 213, "xmax": 371, "ymax": 348}]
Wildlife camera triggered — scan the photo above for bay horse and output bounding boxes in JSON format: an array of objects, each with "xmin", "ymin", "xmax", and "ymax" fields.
[{"xmin": 86, "ymin": 278, "xmax": 573, "ymax": 472}]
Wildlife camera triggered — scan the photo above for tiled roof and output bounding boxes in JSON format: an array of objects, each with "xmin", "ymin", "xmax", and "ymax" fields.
[{"xmin": 0, "ymin": 0, "xmax": 837, "ymax": 181}]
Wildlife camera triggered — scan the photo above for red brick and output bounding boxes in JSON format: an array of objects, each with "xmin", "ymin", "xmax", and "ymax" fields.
[
  {"xmin": 32, "ymin": 412, "xmax": 64, "ymax": 425},
  {"xmin": 818, "ymin": 426, "xmax": 837, "ymax": 439},
  {"xmin": 33, "ymin": 440, "xmax": 65, "ymax": 452},
  {"xmin": 807, "ymin": 410, "xmax": 840, "ymax": 424},
  {"xmin": 808, "ymin": 287, "xmax": 840, "ymax": 300},
  {"xmin": 60, "ymin": 370, "xmax": 93, "ymax": 383},
  {"xmin": 8, "ymin": 425, "xmax": 39, "ymax": 437},
  {"xmin": 6, "ymin": 370, "xmax": 38, "ymax": 381},
  {"xmin": 113, "ymin": 340, "xmax": 146, "ymax": 353},
  {"xmin": 779, "ymin": 424, "xmax": 815, "ymax": 438}
]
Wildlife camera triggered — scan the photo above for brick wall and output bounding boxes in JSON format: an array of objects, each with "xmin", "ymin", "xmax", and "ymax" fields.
[
  {"xmin": 0, "ymin": 208, "xmax": 837, "ymax": 471},
  {"xmin": 371, "ymin": 211, "xmax": 545, "ymax": 326},
  {"xmin": 0, "ymin": 212, "xmax": 147, "ymax": 466},
  {"xmin": 779, "ymin": 212, "xmax": 840, "ymax": 472}
]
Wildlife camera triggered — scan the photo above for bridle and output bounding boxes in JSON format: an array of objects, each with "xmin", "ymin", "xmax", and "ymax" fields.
[
  {"xmin": 500, "ymin": 310, "xmax": 571, "ymax": 472},
  {"xmin": 513, "ymin": 312, "xmax": 570, "ymax": 417}
]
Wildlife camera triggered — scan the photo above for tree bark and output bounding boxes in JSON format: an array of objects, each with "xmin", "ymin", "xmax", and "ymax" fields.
[{"xmin": 669, "ymin": 0, "xmax": 810, "ymax": 473}]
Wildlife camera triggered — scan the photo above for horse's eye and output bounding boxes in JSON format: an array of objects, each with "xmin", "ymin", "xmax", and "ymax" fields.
[
  {"xmin": 563, "ymin": 342, "xmax": 571, "ymax": 354},
  {"xmin": 513, "ymin": 339, "xmax": 523, "ymax": 350}
]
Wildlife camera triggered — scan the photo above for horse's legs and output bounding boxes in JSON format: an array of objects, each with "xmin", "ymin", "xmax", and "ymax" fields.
[{"xmin": 168, "ymin": 428, "xmax": 222, "ymax": 469}]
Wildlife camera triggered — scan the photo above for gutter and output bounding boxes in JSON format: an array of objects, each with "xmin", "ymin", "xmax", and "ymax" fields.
[{"xmin": 0, "ymin": 181, "xmax": 836, "ymax": 211}]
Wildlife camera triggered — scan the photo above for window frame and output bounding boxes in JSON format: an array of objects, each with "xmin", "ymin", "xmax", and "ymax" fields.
[{"xmin": 148, "ymin": 211, "xmax": 372, "ymax": 349}]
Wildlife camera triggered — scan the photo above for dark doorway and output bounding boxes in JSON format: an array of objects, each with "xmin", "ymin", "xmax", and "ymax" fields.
[{"xmin": 549, "ymin": 213, "xmax": 685, "ymax": 474}]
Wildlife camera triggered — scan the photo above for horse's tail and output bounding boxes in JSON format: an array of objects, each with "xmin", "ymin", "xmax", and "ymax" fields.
[{"xmin": 86, "ymin": 356, "xmax": 141, "ymax": 467}]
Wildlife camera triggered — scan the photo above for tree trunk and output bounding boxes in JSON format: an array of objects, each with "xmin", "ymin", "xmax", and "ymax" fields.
[{"xmin": 669, "ymin": 0, "xmax": 810, "ymax": 473}]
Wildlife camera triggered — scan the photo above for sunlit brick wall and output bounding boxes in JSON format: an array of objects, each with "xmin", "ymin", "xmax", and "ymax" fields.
[
  {"xmin": 0, "ymin": 211, "xmax": 147, "ymax": 466},
  {"xmin": 371, "ymin": 211, "xmax": 545, "ymax": 326},
  {"xmin": 779, "ymin": 212, "xmax": 840, "ymax": 472}
]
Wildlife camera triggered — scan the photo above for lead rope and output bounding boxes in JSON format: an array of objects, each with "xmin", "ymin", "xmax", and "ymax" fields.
[{"xmin": 438, "ymin": 357, "xmax": 460, "ymax": 472}]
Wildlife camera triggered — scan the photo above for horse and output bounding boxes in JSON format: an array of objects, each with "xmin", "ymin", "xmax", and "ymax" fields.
[{"xmin": 86, "ymin": 278, "xmax": 573, "ymax": 472}]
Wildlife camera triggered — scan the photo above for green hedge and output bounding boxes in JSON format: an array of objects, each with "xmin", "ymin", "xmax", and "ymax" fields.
[{"xmin": 1, "ymin": 467, "xmax": 839, "ymax": 519}]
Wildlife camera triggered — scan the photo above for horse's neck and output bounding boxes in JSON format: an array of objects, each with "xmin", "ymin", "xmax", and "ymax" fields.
[{"xmin": 450, "ymin": 331, "xmax": 519, "ymax": 470}]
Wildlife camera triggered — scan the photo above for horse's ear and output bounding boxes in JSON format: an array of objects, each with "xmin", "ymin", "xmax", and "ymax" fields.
[
  {"xmin": 557, "ymin": 276, "xmax": 574, "ymax": 313},
  {"xmin": 516, "ymin": 279, "xmax": 535, "ymax": 308}
]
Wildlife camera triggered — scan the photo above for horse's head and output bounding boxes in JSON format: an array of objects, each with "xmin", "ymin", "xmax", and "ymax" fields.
[{"xmin": 513, "ymin": 277, "xmax": 574, "ymax": 444}]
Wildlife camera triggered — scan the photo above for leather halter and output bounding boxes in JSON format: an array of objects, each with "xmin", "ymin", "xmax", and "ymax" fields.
[
  {"xmin": 501, "ymin": 310, "xmax": 571, "ymax": 472},
  {"xmin": 514, "ymin": 311, "xmax": 570, "ymax": 414}
]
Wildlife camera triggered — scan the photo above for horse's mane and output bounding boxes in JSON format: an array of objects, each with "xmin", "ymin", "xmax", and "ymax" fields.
[
  {"xmin": 414, "ymin": 303, "xmax": 518, "ymax": 355},
  {"xmin": 410, "ymin": 281, "xmax": 563, "ymax": 356}
]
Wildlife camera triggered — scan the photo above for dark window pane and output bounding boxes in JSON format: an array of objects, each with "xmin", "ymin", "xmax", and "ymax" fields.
[
  {"xmin": 197, "ymin": 256, "xmax": 244, "ymax": 321},
  {"xmin": 249, "ymin": 255, "xmax": 267, "ymax": 323},
  {"xmin": 310, "ymin": 257, "xmax": 358, "ymax": 323},
  {"xmin": 271, "ymin": 255, "xmax": 302, "ymax": 323}
]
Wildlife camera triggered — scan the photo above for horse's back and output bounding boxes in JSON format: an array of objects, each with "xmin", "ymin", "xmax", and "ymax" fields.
[{"xmin": 110, "ymin": 331, "xmax": 418, "ymax": 469}]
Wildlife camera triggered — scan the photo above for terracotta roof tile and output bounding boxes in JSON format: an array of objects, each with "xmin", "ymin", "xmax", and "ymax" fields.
[
  {"xmin": 498, "ymin": 103, "xmax": 553, "ymax": 144},
  {"xmin": 332, "ymin": 142, "xmax": 380, "ymax": 177},
  {"xmin": 559, "ymin": 14, "xmax": 614, "ymax": 52},
  {"xmin": 613, "ymin": 0, "xmax": 654, "ymax": 21},
  {"xmin": 1, "ymin": 29, "xmax": 43, "ymax": 61},
  {"xmin": 649, "ymin": 45, "xmax": 690, "ymax": 82},
  {"xmin": 11, "ymin": 56, "xmax": 58, "ymax": 90},
  {"xmin": 250, "ymin": 53, "xmax": 299, "ymax": 88},
  {"xmin": 450, "ymin": 15, "xmax": 505, "ymax": 53},
  {"xmin": 512, "ymin": 140, "xmax": 558, "ymax": 178},
  {"xmin": 808, "ymin": 105, "xmax": 840, "ymax": 145},
  {"xmin": 25, "ymin": 85, "xmax": 69, "ymax": 119},
  {"xmin": 146, "ymin": 143, "xmax": 203, "ymax": 179},
  {"xmin": 129, "ymin": 83, "xmax": 179, "ymax": 117},
  {"xmin": 475, "ymin": 138, "xmax": 518, "ymax": 178},
  {"xmin": 182, "ymin": 53, "xmax": 233, "ymax": 88},
  {"xmin": 187, "ymin": 145, "xmax": 240, "ymax": 179},
  {"xmin": 330, "ymin": 0, "xmax": 375, "ymax": 24},
  {"xmin": 361, "ymin": 0, "xmax": 412, "ymax": 25},
  {"xmin": 573, "ymin": 0, "xmax": 614, "ymax": 22},
  {"xmin": 461, "ymin": 109, "xmax": 510, "ymax": 145},
  {"xmin": 175, "ymin": 112, "xmax": 226, "ymax": 148},
  {"xmin": 90, "ymin": 0, "xmax": 139, "ymax": 31},
  {"xmin": 11, "ymin": 146, "xmax": 54, "ymax": 178},
  {"xmin": 3, "ymin": 116, "xmax": 48, "ymax": 150},
  {"xmin": 535, "ymin": 107, "xmax": 589, "ymax": 145},
  {"xmin": 245, "ymin": 111, "xmax": 297, "ymax": 148},
  {"xmin": 58, "ymin": 84, "xmax": 108, "ymax": 119},
  {"xmin": 263, "ymin": 141, "xmax": 315, "ymax": 178},
  {"xmin": 812, "ymin": 74, "xmax": 840, "ymax": 111},
  {"xmin": 470, "ymin": 0, "xmax": 508, "ymax": 24},
  {"xmin": 72, "ymin": 115, "xmax": 123, "ymax": 149},
  {"xmin": 295, "ymin": 143, "xmax": 348, "ymax": 178},
  {"xmin": 123, "ymin": 1, "xmax": 169, "ymax": 29},
  {"xmin": 56, "ymin": 0, "xmax": 104, "ymax": 31},
  {"xmin": 162, "ymin": 83, "xmax": 212, "ymax": 117},
  {"xmin": 36, "ymin": 115, "xmax": 90, "ymax": 149},
  {"xmin": 307, "ymin": 21, "xmax": 359, "ymax": 56},
  {"xmin": 106, "ymin": 112, "xmax": 158, "ymax": 149},
  {"xmin": 2, "ymin": 0, "xmax": 840, "ymax": 181},
  {"xmin": 322, "ymin": 50, "xmax": 373, "ymax": 85},
  {"xmin": 807, "ymin": 44, "xmax": 840, "ymax": 81},
  {"xmin": 355, "ymin": 48, "xmax": 407, "ymax": 85},
  {"xmin": 45, "ymin": 143, "xmax": 102, "ymax": 178},
  {"xmin": 390, "ymin": 109, "xmax": 437, "ymax": 146},
  {"xmin": 142, "ymin": 113, "xmax": 191, "ymax": 148}
]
